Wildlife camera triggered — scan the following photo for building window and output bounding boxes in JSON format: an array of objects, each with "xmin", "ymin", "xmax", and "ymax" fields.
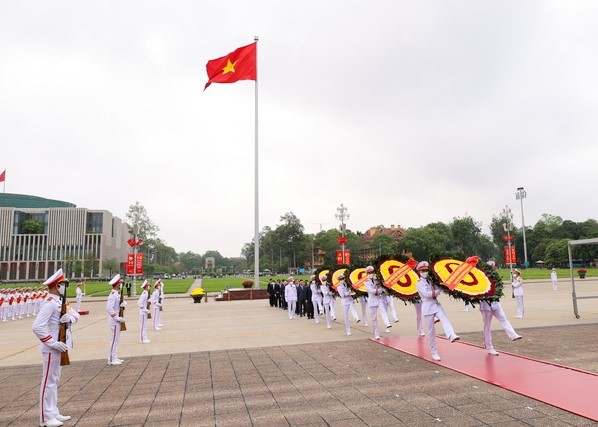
[
  {"xmin": 13, "ymin": 211, "xmax": 48, "ymax": 234},
  {"xmin": 86, "ymin": 212, "xmax": 103, "ymax": 234}
]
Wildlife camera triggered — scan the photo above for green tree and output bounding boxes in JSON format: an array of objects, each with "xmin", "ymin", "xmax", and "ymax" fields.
[
  {"xmin": 370, "ymin": 233, "xmax": 399, "ymax": 257},
  {"xmin": 126, "ymin": 201, "xmax": 160, "ymax": 241},
  {"xmin": 20, "ymin": 219, "xmax": 44, "ymax": 234},
  {"xmin": 103, "ymin": 258, "xmax": 119, "ymax": 277},
  {"xmin": 397, "ymin": 223, "xmax": 452, "ymax": 261},
  {"xmin": 544, "ymin": 239, "xmax": 570, "ymax": 266}
]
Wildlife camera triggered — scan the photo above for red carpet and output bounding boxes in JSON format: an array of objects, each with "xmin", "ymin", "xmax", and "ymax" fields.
[{"xmin": 375, "ymin": 335, "xmax": 598, "ymax": 422}]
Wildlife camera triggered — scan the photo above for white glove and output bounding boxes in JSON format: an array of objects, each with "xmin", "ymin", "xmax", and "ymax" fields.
[
  {"xmin": 155, "ymin": 303, "xmax": 162, "ymax": 308},
  {"xmin": 115, "ymin": 316, "xmax": 126, "ymax": 323},
  {"xmin": 120, "ymin": 301, "xmax": 128, "ymax": 308},
  {"xmin": 143, "ymin": 309, "xmax": 150, "ymax": 314},
  {"xmin": 59, "ymin": 314, "xmax": 71, "ymax": 323},
  {"xmin": 50, "ymin": 341, "xmax": 68, "ymax": 352}
]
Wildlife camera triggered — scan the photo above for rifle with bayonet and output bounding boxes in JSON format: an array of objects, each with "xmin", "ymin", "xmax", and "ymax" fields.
[
  {"xmin": 59, "ymin": 281, "xmax": 70, "ymax": 366},
  {"xmin": 119, "ymin": 284, "xmax": 127, "ymax": 331}
]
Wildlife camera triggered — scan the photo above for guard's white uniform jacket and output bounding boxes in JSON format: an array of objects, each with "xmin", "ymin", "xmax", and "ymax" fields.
[
  {"xmin": 32, "ymin": 294, "xmax": 79, "ymax": 352},
  {"xmin": 106, "ymin": 289, "xmax": 122, "ymax": 326}
]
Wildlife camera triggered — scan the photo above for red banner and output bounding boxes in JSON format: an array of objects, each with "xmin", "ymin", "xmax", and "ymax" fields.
[
  {"xmin": 336, "ymin": 250, "xmax": 351, "ymax": 265},
  {"xmin": 504, "ymin": 246, "xmax": 516, "ymax": 265},
  {"xmin": 135, "ymin": 253, "xmax": 144, "ymax": 274},
  {"xmin": 126, "ymin": 254, "xmax": 134, "ymax": 275},
  {"xmin": 126, "ymin": 253, "xmax": 144, "ymax": 275}
]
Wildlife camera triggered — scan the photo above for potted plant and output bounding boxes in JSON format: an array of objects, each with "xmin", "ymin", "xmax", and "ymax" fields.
[
  {"xmin": 577, "ymin": 268, "xmax": 587, "ymax": 279},
  {"xmin": 242, "ymin": 280, "xmax": 254, "ymax": 289},
  {"xmin": 190, "ymin": 287, "xmax": 205, "ymax": 303}
]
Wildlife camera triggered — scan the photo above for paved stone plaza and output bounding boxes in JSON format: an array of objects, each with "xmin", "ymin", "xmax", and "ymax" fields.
[{"xmin": 1, "ymin": 278, "xmax": 597, "ymax": 426}]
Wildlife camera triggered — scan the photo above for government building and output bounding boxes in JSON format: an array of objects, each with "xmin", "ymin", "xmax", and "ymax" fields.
[{"xmin": 0, "ymin": 193, "xmax": 130, "ymax": 283}]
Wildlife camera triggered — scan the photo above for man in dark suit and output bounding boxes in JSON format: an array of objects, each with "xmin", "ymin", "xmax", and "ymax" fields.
[
  {"xmin": 267, "ymin": 280, "xmax": 275, "ymax": 307},
  {"xmin": 273, "ymin": 280, "xmax": 281, "ymax": 308},
  {"xmin": 297, "ymin": 280, "xmax": 307, "ymax": 317}
]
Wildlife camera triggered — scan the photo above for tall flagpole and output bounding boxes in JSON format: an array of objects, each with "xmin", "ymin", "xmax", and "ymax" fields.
[{"xmin": 253, "ymin": 36, "xmax": 260, "ymax": 289}]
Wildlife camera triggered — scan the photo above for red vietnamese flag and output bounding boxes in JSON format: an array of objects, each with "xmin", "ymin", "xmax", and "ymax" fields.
[
  {"xmin": 0, "ymin": 170, "xmax": 5, "ymax": 183},
  {"xmin": 204, "ymin": 42, "xmax": 256, "ymax": 90}
]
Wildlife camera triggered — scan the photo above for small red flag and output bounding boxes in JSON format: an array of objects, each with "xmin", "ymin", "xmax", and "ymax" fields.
[
  {"xmin": 0, "ymin": 170, "xmax": 5, "ymax": 183},
  {"xmin": 204, "ymin": 42, "xmax": 256, "ymax": 90}
]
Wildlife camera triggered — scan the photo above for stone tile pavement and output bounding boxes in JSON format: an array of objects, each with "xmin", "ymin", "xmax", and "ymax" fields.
[{"xmin": 1, "ymin": 278, "xmax": 597, "ymax": 426}]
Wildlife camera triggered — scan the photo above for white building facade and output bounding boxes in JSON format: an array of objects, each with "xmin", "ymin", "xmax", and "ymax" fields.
[{"xmin": 0, "ymin": 193, "xmax": 130, "ymax": 282}]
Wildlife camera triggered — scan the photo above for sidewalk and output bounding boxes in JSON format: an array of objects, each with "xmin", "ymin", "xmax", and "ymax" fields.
[{"xmin": 0, "ymin": 279, "xmax": 597, "ymax": 426}]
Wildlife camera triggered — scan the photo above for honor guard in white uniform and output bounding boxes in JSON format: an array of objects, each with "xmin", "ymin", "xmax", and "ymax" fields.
[
  {"xmin": 310, "ymin": 276, "xmax": 323, "ymax": 324},
  {"xmin": 0, "ymin": 290, "xmax": 5, "ymax": 321},
  {"xmin": 106, "ymin": 274, "xmax": 126, "ymax": 365},
  {"xmin": 358, "ymin": 296, "xmax": 369, "ymax": 326},
  {"xmin": 151, "ymin": 280, "xmax": 163, "ymax": 330},
  {"xmin": 550, "ymin": 268, "xmax": 558, "ymax": 291},
  {"xmin": 512, "ymin": 269, "xmax": 524, "ymax": 318},
  {"xmin": 415, "ymin": 261, "xmax": 460, "ymax": 361},
  {"xmin": 16, "ymin": 288, "xmax": 25, "ymax": 318},
  {"xmin": 32, "ymin": 268, "xmax": 80, "ymax": 427},
  {"xmin": 75, "ymin": 283, "xmax": 83, "ymax": 312},
  {"xmin": 137, "ymin": 280, "xmax": 151, "ymax": 343},
  {"xmin": 285, "ymin": 277, "xmax": 298, "ymax": 319},
  {"xmin": 319, "ymin": 276, "xmax": 335, "ymax": 329},
  {"xmin": 337, "ymin": 274, "xmax": 360, "ymax": 335},
  {"xmin": 364, "ymin": 266, "xmax": 392, "ymax": 340},
  {"xmin": 480, "ymin": 261, "xmax": 522, "ymax": 355}
]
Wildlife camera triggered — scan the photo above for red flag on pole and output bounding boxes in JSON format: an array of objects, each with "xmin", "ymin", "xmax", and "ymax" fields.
[
  {"xmin": 0, "ymin": 170, "xmax": 5, "ymax": 183},
  {"xmin": 204, "ymin": 42, "xmax": 256, "ymax": 90}
]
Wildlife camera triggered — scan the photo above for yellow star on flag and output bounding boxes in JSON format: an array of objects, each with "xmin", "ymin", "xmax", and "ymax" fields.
[{"xmin": 222, "ymin": 59, "xmax": 238, "ymax": 75}]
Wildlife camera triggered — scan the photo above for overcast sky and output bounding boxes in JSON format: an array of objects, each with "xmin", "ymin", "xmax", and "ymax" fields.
[{"xmin": 2, "ymin": 1, "xmax": 597, "ymax": 258}]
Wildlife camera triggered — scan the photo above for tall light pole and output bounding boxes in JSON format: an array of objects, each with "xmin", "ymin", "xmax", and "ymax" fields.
[
  {"xmin": 515, "ymin": 187, "xmax": 528, "ymax": 268},
  {"xmin": 502, "ymin": 205, "xmax": 514, "ymax": 280},
  {"xmin": 335, "ymin": 203, "xmax": 350, "ymax": 264},
  {"xmin": 132, "ymin": 224, "xmax": 139, "ymax": 297}
]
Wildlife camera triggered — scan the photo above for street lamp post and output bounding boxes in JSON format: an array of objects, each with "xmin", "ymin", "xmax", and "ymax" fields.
[
  {"xmin": 515, "ymin": 187, "xmax": 529, "ymax": 268},
  {"xmin": 502, "ymin": 205, "xmax": 514, "ymax": 280},
  {"xmin": 335, "ymin": 203, "xmax": 350, "ymax": 264},
  {"xmin": 132, "ymin": 224, "xmax": 139, "ymax": 297}
]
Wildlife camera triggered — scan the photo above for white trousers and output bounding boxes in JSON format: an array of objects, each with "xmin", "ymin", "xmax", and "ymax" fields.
[
  {"xmin": 515, "ymin": 296, "xmax": 524, "ymax": 317},
  {"xmin": 39, "ymin": 351, "xmax": 62, "ymax": 424},
  {"xmin": 482, "ymin": 306, "xmax": 518, "ymax": 350},
  {"xmin": 108, "ymin": 324, "xmax": 121, "ymax": 363},
  {"xmin": 323, "ymin": 301, "xmax": 334, "ymax": 327},
  {"xmin": 287, "ymin": 300, "xmax": 296, "ymax": 319},
  {"xmin": 415, "ymin": 302, "xmax": 424, "ymax": 335},
  {"xmin": 139, "ymin": 313, "xmax": 149, "ymax": 342},
  {"xmin": 312, "ymin": 299, "xmax": 323, "ymax": 323},
  {"xmin": 359, "ymin": 298, "xmax": 369, "ymax": 325},
  {"xmin": 153, "ymin": 307, "xmax": 162, "ymax": 329},
  {"xmin": 342, "ymin": 303, "xmax": 359, "ymax": 332},
  {"xmin": 369, "ymin": 305, "xmax": 390, "ymax": 338},
  {"xmin": 424, "ymin": 307, "xmax": 455, "ymax": 355}
]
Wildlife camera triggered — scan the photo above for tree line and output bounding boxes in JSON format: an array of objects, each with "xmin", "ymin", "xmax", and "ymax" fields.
[{"xmin": 125, "ymin": 202, "xmax": 598, "ymax": 277}]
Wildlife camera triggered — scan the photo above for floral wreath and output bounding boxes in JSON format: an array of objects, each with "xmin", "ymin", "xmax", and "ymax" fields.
[
  {"xmin": 373, "ymin": 254, "xmax": 421, "ymax": 304},
  {"xmin": 428, "ymin": 252, "xmax": 504, "ymax": 307},
  {"xmin": 314, "ymin": 266, "xmax": 338, "ymax": 297}
]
